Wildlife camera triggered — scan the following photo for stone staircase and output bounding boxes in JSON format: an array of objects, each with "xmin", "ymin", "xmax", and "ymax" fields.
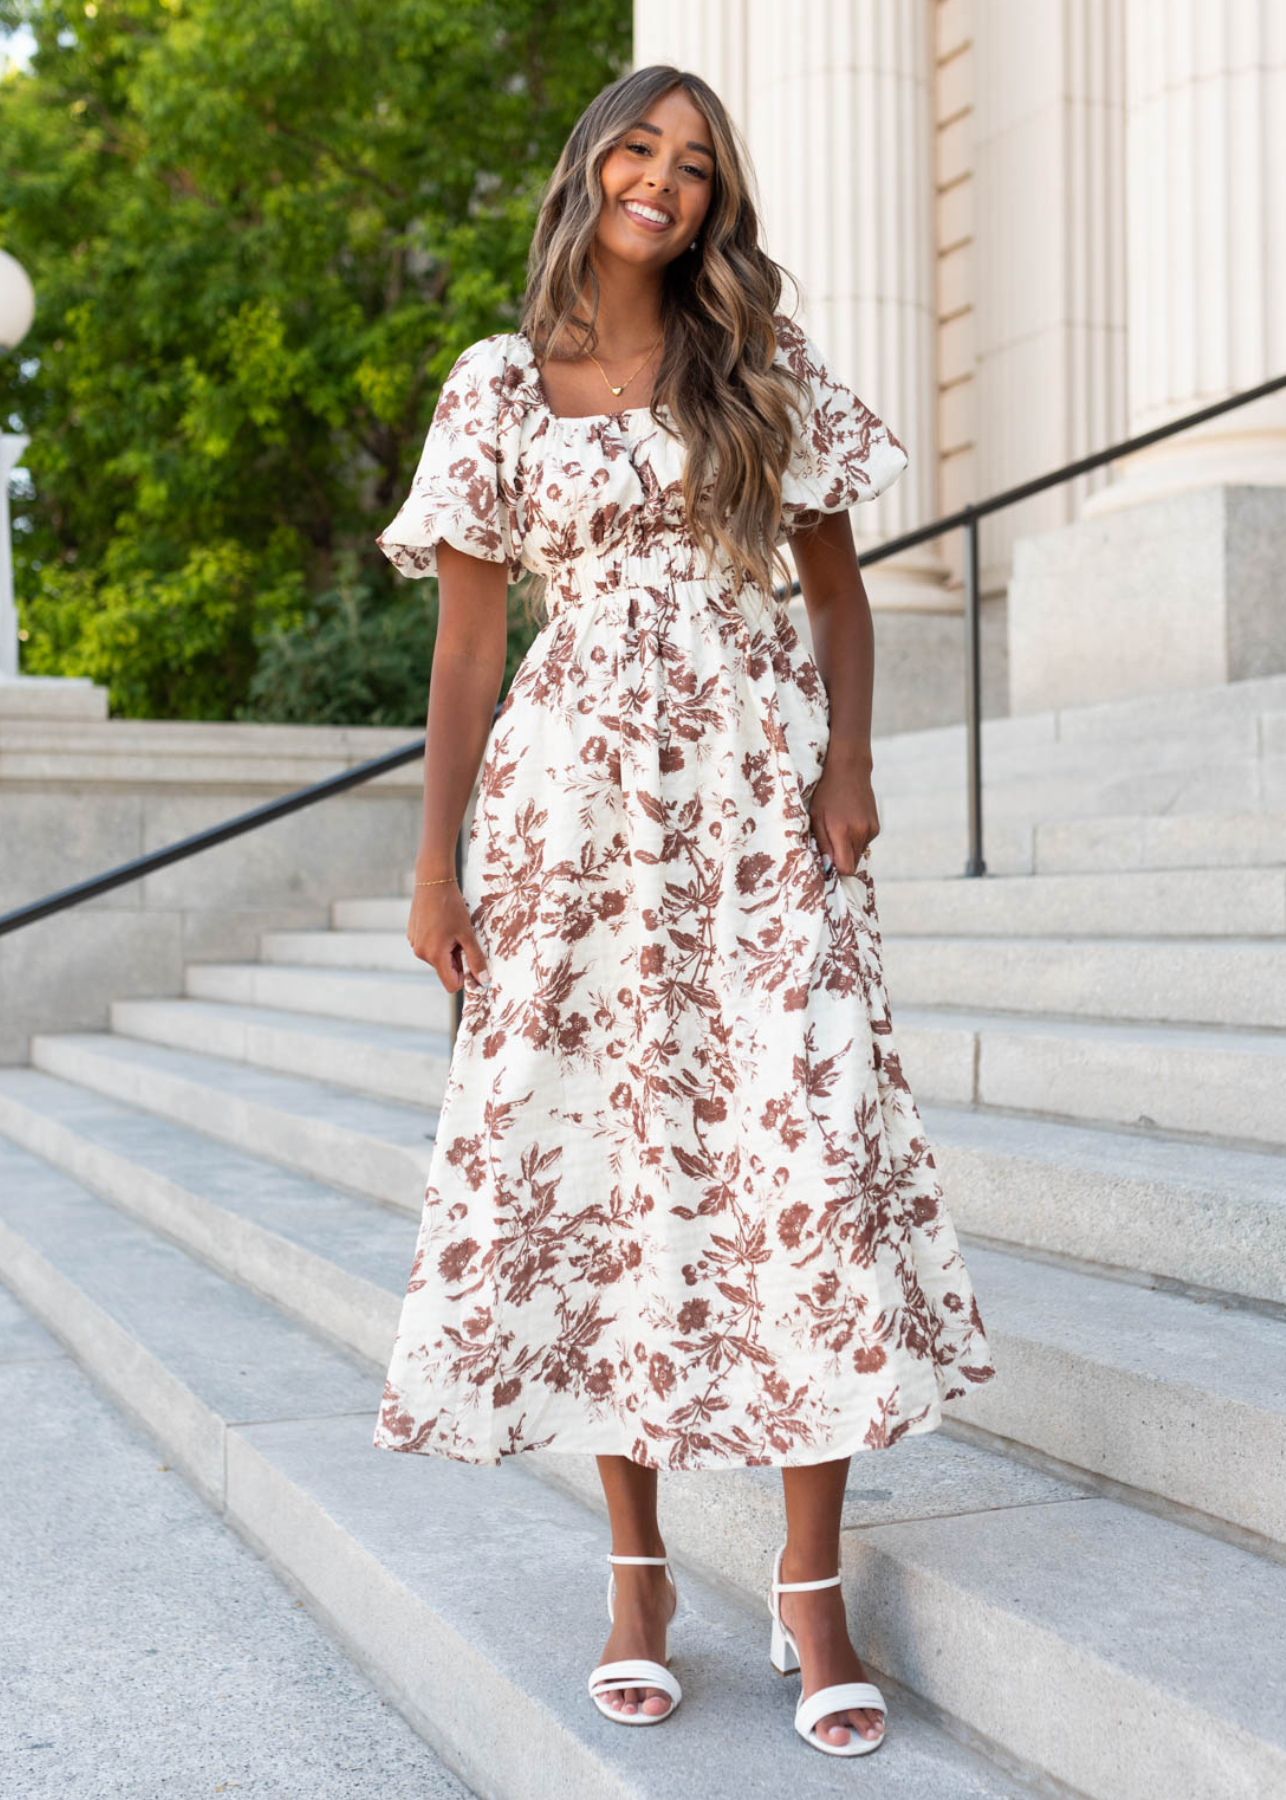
[{"xmin": 1, "ymin": 669, "xmax": 1284, "ymax": 1799}]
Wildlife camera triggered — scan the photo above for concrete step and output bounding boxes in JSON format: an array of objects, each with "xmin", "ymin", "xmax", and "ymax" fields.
[
  {"xmin": 868, "ymin": 671, "xmax": 1286, "ymax": 768},
  {"xmin": 878, "ymin": 868, "xmax": 1286, "ymax": 938},
  {"xmin": 259, "ymin": 928, "xmax": 424, "ymax": 972},
  {"xmin": 185, "ymin": 958, "xmax": 455, "ymax": 1035},
  {"xmin": 921, "ymin": 1101, "xmax": 1286, "ymax": 1307},
  {"xmin": 4, "ymin": 1063, "xmax": 1279, "ymax": 1552},
  {"xmin": 878, "ymin": 757, "xmax": 1268, "ymax": 831},
  {"xmin": 334, "ymin": 895, "xmax": 412, "ymax": 930},
  {"xmin": 899, "ymin": 1004, "xmax": 1286, "ymax": 1149},
  {"xmin": 256, "ymin": 926, "xmax": 1286, "ymax": 1031},
  {"xmin": 0, "ymin": 1144, "xmax": 1049, "ymax": 1800},
  {"xmin": 110, "ymin": 996, "xmax": 451, "ymax": 1108},
  {"xmin": 881, "ymin": 934, "xmax": 1286, "ymax": 1029},
  {"xmin": 27, "ymin": 1031, "xmax": 433, "ymax": 1211},
  {"xmin": 0, "ymin": 1142, "xmax": 379, "ymax": 1506},
  {"xmin": 63, "ymin": 991, "xmax": 1286, "ymax": 1295},
  {"xmin": 950, "ymin": 1241, "xmax": 1286, "ymax": 1548},
  {"xmin": 873, "ymin": 713, "xmax": 1264, "ymax": 794},
  {"xmin": 350, "ymin": 866, "xmax": 1286, "ymax": 939},
  {"xmin": 0, "ymin": 717, "xmax": 424, "ymax": 790},
  {"xmin": 0, "ymin": 717, "xmax": 424, "ymax": 758},
  {"xmin": 746, "ymin": 807, "xmax": 1285, "ymax": 882},
  {"xmin": 1032, "ymin": 808, "xmax": 1286, "ymax": 876},
  {"xmin": 0, "ymin": 1286, "xmax": 467, "ymax": 1800},
  {"xmin": 0, "ymin": 1067, "xmax": 407, "ymax": 1367}
]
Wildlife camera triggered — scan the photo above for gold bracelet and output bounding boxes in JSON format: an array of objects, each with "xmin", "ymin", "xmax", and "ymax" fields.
[{"xmin": 415, "ymin": 875, "xmax": 458, "ymax": 887}]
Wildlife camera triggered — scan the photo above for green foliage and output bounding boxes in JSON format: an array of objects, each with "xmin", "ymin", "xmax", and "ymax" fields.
[
  {"xmin": 236, "ymin": 550, "xmax": 540, "ymax": 728},
  {"xmin": 235, "ymin": 550, "xmax": 433, "ymax": 727},
  {"xmin": 0, "ymin": 0, "xmax": 630, "ymax": 717}
]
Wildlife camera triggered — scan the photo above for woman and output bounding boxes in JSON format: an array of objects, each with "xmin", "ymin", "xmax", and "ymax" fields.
[{"xmin": 372, "ymin": 64, "xmax": 997, "ymax": 1759}]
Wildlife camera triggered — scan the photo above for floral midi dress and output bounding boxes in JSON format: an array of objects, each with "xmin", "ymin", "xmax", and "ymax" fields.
[{"xmin": 371, "ymin": 312, "xmax": 997, "ymax": 1472}]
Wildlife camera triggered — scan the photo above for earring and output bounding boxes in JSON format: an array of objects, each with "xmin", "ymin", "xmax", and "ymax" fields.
[{"xmin": 689, "ymin": 239, "xmax": 699, "ymax": 251}]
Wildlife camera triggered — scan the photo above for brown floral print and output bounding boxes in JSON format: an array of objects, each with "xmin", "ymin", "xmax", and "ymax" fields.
[{"xmin": 372, "ymin": 314, "xmax": 996, "ymax": 1471}]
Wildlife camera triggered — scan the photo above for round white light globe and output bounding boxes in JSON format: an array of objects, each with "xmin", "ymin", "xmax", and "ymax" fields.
[{"xmin": 0, "ymin": 249, "xmax": 36, "ymax": 350}]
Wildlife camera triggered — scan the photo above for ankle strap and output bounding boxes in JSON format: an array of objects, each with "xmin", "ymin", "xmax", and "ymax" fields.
[
  {"xmin": 607, "ymin": 1553, "xmax": 669, "ymax": 1565},
  {"xmin": 772, "ymin": 1572, "xmax": 842, "ymax": 1591}
]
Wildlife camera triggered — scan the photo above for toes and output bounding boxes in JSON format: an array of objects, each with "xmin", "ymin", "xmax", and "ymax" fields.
[
  {"xmin": 599, "ymin": 1684, "xmax": 669, "ymax": 1717},
  {"xmin": 812, "ymin": 1706, "xmax": 885, "ymax": 1746}
]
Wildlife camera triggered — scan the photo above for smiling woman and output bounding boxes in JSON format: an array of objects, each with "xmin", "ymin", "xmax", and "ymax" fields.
[
  {"xmin": 526, "ymin": 86, "xmax": 719, "ymax": 427},
  {"xmin": 512, "ymin": 75, "xmax": 833, "ymax": 585},
  {"xmin": 373, "ymin": 61, "xmax": 995, "ymax": 1760}
]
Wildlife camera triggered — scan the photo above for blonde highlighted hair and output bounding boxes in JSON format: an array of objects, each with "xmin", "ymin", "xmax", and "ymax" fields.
[{"xmin": 518, "ymin": 63, "xmax": 813, "ymax": 607}]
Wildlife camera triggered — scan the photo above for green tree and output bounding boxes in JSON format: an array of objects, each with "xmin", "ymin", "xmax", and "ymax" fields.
[{"xmin": 0, "ymin": 0, "xmax": 630, "ymax": 719}]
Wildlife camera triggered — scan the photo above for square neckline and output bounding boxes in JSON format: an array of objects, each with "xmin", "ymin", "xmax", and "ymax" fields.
[{"xmin": 514, "ymin": 327, "xmax": 668, "ymax": 424}]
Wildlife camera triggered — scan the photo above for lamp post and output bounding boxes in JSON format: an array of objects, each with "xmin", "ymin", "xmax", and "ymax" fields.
[{"xmin": 0, "ymin": 247, "xmax": 35, "ymax": 682}]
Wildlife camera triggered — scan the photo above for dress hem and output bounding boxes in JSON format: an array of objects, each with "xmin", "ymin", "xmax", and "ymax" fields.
[{"xmin": 369, "ymin": 1383, "xmax": 995, "ymax": 1473}]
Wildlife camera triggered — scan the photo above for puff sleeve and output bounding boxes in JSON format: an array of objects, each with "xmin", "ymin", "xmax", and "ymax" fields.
[
  {"xmin": 376, "ymin": 334, "xmax": 523, "ymax": 583},
  {"xmin": 774, "ymin": 314, "xmax": 908, "ymax": 528}
]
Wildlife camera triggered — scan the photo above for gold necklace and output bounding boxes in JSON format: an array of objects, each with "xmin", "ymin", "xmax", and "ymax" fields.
[{"xmin": 585, "ymin": 330, "xmax": 663, "ymax": 397}]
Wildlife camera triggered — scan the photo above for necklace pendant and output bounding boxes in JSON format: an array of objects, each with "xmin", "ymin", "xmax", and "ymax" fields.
[{"xmin": 610, "ymin": 384, "xmax": 624, "ymax": 395}]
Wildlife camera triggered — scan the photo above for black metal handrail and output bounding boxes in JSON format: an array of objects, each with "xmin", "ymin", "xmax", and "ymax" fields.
[
  {"xmin": 0, "ymin": 736, "xmax": 432, "ymax": 936},
  {"xmin": 4, "ymin": 367, "xmax": 1281, "ymax": 947}
]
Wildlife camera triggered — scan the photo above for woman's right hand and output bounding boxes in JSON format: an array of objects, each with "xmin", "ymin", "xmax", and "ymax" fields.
[{"xmin": 407, "ymin": 881, "xmax": 491, "ymax": 994}]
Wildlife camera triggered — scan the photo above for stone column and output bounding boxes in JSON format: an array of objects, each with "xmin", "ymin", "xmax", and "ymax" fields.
[
  {"xmin": 1083, "ymin": 0, "xmax": 1286, "ymax": 515},
  {"xmin": 0, "ymin": 431, "xmax": 108, "ymax": 717},
  {"xmin": 742, "ymin": 2, "xmax": 942, "ymax": 598},
  {"xmin": 1008, "ymin": 0, "xmax": 1286, "ymax": 712}
]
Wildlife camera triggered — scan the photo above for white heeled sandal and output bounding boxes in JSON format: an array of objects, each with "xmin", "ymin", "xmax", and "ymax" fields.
[
  {"xmin": 769, "ymin": 1543, "xmax": 887, "ymax": 1756},
  {"xmin": 586, "ymin": 1552, "xmax": 682, "ymax": 1725}
]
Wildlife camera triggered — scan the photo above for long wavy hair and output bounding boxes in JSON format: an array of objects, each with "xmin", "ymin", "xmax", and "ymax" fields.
[{"xmin": 517, "ymin": 64, "xmax": 812, "ymax": 610}]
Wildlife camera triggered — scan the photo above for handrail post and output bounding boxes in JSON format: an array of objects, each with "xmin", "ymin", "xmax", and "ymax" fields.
[{"xmin": 963, "ymin": 508, "xmax": 986, "ymax": 877}]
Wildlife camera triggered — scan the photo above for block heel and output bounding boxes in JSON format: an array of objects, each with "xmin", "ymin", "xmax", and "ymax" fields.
[{"xmin": 769, "ymin": 1611, "xmax": 801, "ymax": 1674}]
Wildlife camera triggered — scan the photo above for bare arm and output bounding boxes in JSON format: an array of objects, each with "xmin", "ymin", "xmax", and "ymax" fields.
[
  {"xmin": 786, "ymin": 508, "xmax": 880, "ymax": 873},
  {"xmin": 406, "ymin": 540, "xmax": 510, "ymax": 992}
]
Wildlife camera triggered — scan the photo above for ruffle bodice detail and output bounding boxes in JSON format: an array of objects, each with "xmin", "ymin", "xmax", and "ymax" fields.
[{"xmin": 375, "ymin": 314, "xmax": 909, "ymax": 593}]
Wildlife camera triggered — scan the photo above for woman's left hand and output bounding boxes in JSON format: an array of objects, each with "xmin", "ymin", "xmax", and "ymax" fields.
[{"xmin": 808, "ymin": 755, "xmax": 879, "ymax": 873}]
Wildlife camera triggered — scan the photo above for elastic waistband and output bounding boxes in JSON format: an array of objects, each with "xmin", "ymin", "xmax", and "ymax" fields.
[
  {"xmin": 547, "ymin": 555, "xmax": 780, "ymax": 619},
  {"xmin": 549, "ymin": 556, "xmax": 699, "ymax": 599}
]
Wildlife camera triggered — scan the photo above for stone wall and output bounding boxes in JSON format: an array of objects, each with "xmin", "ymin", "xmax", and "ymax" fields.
[{"xmin": 0, "ymin": 699, "xmax": 424, "ymax": 1063}]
